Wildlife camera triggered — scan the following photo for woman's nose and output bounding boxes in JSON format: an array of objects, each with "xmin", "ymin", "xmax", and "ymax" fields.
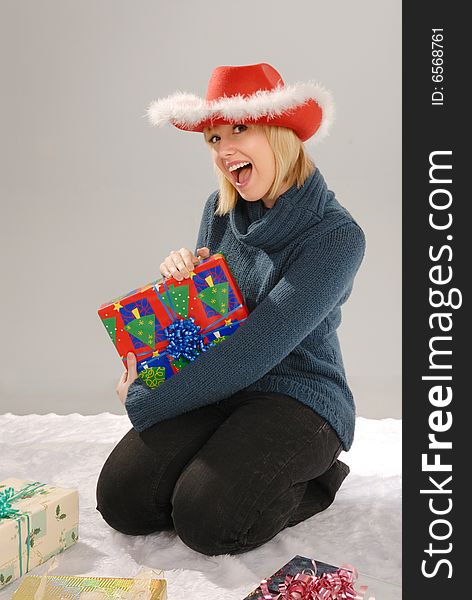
[{"xmin": 218, "ymin": 138, "xmax": 236, "ymax": 157}]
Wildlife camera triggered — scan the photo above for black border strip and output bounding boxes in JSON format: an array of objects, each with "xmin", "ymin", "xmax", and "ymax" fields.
[{"xmin": 403, "ymin": 2, "xmax": 467, "ymax": 596}]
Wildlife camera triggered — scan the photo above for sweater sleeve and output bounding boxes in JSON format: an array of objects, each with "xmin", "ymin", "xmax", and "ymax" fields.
[{"xmin": 125, "ymin": 222, "xmax": 366, "ymax": 432}]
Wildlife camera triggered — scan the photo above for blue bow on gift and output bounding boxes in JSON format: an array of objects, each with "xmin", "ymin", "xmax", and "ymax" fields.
[{"xmin": 129, "ymin": 277, "xmax": 247, "ymax": 372}]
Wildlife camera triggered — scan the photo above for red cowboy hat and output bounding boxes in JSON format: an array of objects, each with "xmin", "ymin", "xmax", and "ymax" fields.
[{"xmin": 146, "ymin": 63, "xmax": 334, "ymax": 143}]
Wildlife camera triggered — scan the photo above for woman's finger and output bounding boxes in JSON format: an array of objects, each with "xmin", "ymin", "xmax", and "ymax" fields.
[
  {"xmin": 196, "ymin": 247, "xmax": 210, "ymax": 260},
  {"xmin": 159, "ymin": 262, "xmax": 171, "ymax": 278},
  {"xmin": 167, "ymin": 252, "xmax": 188, "ymax": 280},
  {"xmin": 170, "ymin": 250, "xmax": 190, "ymax": 277},
  {"xmin": 116, "ymin": 370, "xmax": 127, "ymax": 395},
  {"xmin": 161, "ymin": 247, "xmax": 209, "ymax": 281},
  {"xmin": 179, "ymin": 247, "xmax": 198, "ymax": 272},
  {"xmin": 126, "ymin": 352, "xmax": 138, "ymax": 381},
  {"xmin": 162, "ymin": 256, "xmax": 180, "ymax": 280}
]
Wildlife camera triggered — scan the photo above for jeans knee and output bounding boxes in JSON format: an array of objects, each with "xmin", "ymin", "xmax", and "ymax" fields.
[
  {"xmin": 171, "ymin": 466, "xmax": 248, "ymax": 556},
  {"xmin": 96, "ymin": 462, "xmax": 136, "ymax": 535},
  {"xmin": 96, "ymin": 457, "xmax": 171, "ymax": 536},
  {"xmin": 171, "ymin": 491, "xmax": 231, "ymax": 555}
]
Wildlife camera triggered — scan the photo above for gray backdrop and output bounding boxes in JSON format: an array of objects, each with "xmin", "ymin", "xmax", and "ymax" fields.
[{"xmin": 0, "ymin": 0, "xmax": 401, "ymax": 418}]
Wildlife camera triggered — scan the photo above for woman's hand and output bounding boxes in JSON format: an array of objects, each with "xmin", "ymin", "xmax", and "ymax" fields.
[
  {"xmin": 159, "ymin": 247, "xmax": 210, "ymax": 282},
  {"xmin": 116, "ymin": 352, "xmax": 138, "ymax": 405}
]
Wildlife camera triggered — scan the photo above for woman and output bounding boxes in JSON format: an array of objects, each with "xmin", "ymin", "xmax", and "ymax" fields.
[{"xmin": 96, "ymin": 63, "xmax": 366, "ymax": 556}]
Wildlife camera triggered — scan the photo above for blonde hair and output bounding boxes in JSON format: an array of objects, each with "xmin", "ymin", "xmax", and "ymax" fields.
[{"xmin": 204, "ymin": 124, "xmax": 316, "ymax": 216}]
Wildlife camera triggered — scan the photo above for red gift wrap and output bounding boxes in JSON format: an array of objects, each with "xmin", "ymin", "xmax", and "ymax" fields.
[{"xmin": 98, "ymin": 253, "xmax": 248, "ymax": 388}]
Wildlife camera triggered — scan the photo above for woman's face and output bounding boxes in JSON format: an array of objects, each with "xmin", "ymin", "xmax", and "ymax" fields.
[{"xmin": 204, "ymin": 123, "xmax": 283, "ymax": 207}]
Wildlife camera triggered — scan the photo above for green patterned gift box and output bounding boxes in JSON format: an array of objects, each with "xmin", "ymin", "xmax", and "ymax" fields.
[{"xmin": 0, "ymin": 478, "xmax": 79, "ymax": 588}]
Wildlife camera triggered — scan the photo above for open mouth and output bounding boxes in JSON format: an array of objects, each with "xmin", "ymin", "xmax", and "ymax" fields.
[{"xmin": 229, "ymin": 163, "xmax": 253, "ymax": 188}]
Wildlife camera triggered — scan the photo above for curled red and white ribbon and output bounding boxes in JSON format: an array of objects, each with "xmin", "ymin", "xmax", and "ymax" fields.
[{"xmin": 258, "ymin": 561, "xmax": 375, "ymax": 600}]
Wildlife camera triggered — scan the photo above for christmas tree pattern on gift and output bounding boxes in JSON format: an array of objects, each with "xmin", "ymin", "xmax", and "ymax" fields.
[
  {"xmin": 121, "ymin": 299, "xmax": 167, "ymax": 350},
  {"xmin": 192, "ymin": 265, "xmax": 240, "ymax": 318}
]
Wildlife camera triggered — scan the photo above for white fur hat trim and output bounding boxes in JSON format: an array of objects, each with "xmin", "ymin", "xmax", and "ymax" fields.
[{"xmin": 146, "ymin": 81, "xmax": 335, "ymax": 143}]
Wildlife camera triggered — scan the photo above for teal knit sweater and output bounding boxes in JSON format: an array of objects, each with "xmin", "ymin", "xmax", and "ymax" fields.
[{"xmin": 125, "ymin": 167, "xmax": 366, "ymax": 450}]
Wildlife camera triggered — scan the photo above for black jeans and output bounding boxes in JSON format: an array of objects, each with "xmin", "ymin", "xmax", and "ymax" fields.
[{"xmin": 96, "ymin": 390, "xmax": 349, "ymax": 556}]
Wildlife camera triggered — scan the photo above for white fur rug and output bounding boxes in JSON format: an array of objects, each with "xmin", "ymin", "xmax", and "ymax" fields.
[{"xmin": 0, "ymin": 414, "xmax": 401, "ymax": 599}]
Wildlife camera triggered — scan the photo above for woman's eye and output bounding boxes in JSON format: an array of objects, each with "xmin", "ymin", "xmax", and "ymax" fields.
[{"xmin": 208, "ymin": 125, "xmax": 246, "ymax": 144}]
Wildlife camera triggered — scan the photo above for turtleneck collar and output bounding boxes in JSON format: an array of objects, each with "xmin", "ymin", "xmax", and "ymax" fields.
[{"xmin": 229, "ymin": 167, "xmax": 331, "ymax": 252}]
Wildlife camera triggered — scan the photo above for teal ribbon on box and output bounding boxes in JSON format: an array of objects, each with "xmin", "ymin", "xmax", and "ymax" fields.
[{"xmin": 0, "ymin": 481, "xmax": 46, "ymax": 576}]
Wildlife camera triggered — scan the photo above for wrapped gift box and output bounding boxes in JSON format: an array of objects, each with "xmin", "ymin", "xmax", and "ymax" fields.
[
  {"xmin": 0, "ymin": 478, "xmax": 79, "ymax": 588},
  {"xmin": 12, "ymin": 574, "xmax": 167, "ymax": 599},
  {"xmin": 98, "ymin": 253, "xmax": 249, "ymax": 388},
  {"xmin": 243, "ymin": 555, "xmax": 401, "ymax": 600}
]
